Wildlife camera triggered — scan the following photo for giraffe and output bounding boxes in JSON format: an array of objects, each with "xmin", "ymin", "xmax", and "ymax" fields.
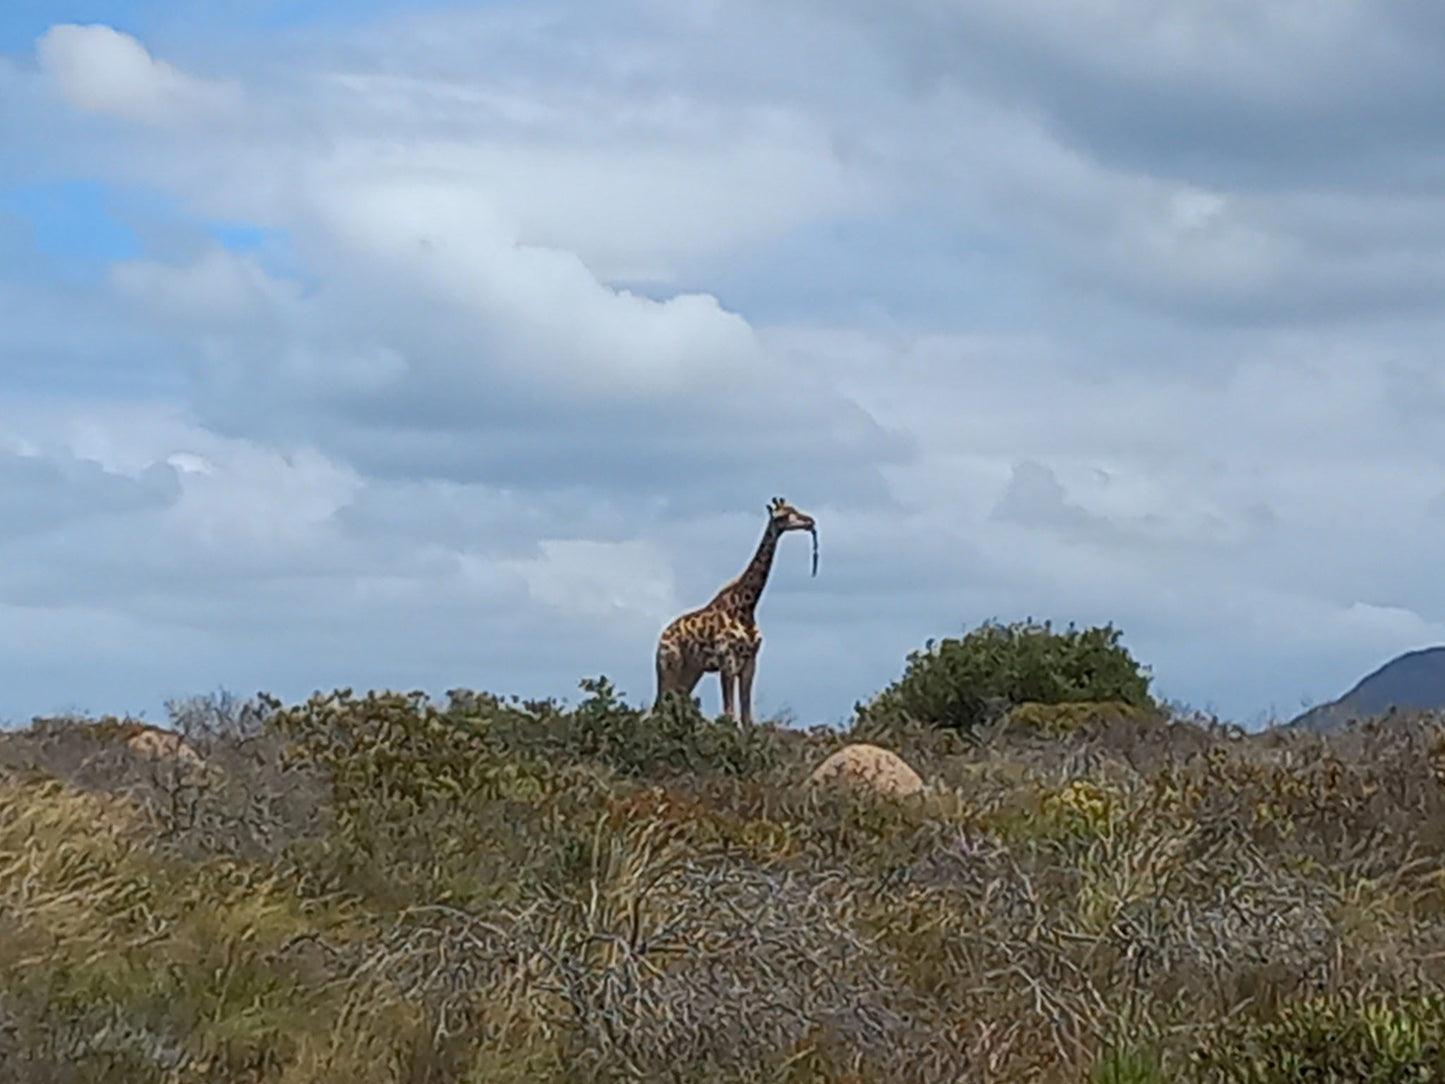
[{"xmin": 653, "ymin": 496, "xmax": 817, "ymax": 725}]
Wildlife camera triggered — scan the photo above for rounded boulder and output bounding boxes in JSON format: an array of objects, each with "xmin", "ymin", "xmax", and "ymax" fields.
[
  {"xmin": 125, "ymin": 726, "xmax": 208, "ymax": 772},
  {"xmin": 806, "ymin": 743, "xmax": 925, "ymax": 799}
]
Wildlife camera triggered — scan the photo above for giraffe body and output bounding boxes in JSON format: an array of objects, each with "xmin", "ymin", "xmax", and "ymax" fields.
[{"xmin": 654, "ymin": 497, "xmax": 815, "ymax": 725}]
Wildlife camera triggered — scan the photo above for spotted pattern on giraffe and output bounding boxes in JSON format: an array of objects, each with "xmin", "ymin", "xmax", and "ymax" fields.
[{"xmin": 653, "ymin": 497, "xmax": 816, "ymax": 726}]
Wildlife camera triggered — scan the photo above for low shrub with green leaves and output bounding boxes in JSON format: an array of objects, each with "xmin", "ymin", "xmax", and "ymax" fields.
[
  {"xmin": 855, "ymin": 618, "xmax": 1155, "ymax": 734},
  {"xmin": 264, "ymin": 687, "xmax": 568, "ymax": 906},
  {"xmin": 445, "ymin": 676, "xmax": 784, "ymax": 781}
]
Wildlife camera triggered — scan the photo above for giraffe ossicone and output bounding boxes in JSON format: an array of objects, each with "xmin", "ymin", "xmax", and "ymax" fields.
[{"xmin": 653, "ymin": 497, "xmax": 818, "ymax": 725}]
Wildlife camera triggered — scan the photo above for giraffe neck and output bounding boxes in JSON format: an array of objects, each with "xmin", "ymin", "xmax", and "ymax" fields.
[{"xmin": 718, "ymin": 519, "xmax": 782, "ymax": 619}]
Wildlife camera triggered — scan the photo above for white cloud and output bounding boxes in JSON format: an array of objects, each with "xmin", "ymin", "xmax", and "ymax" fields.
[
  {"xmin": 303, "ymin": 172, "xmax": 765, "ymax": 399},
  {"xmin": 301, "ymin": 107, "xmax": 865, "ymax": 283},
  {"xmin": 36, "ymin": 24, "xmax": 240, "ymax": 123},
  {"xmin": 162, "ymin": 443, "xmax": 363, "ymax": 557},
  {"xmin": 506, "ymin": 539, "xmax": 678, "ymax": 628}
]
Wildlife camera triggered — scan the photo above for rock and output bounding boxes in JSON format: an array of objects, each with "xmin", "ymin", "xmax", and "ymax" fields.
[
  {"xmin": 124, "ymin": 726, "xmax": 207, "ymax": 772},
  {"xmin": 806, "ymin": 743, "xmax": 925, "ymax": 799}
]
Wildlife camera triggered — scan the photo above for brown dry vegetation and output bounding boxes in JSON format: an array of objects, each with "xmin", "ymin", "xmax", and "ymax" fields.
[{"xmin": 5, "ymin": 681, "xmax": 1445, "ymax": 1081}]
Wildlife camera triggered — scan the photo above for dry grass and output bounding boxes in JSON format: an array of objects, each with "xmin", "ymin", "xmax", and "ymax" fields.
[{"xmin": 5, "ymin": 687, "xmax": 1445, "ymax": 1081}]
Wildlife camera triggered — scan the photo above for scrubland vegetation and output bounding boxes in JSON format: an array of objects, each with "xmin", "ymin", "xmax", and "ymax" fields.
[{"xmin": 5, "ymin": 620, "xmax": 1445, "ymax": 1081}]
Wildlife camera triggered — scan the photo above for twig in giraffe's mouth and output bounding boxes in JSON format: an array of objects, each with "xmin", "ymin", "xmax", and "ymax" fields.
[{"xmin": 810, "ymin": 526, "xmax": 819, "ymax": 577}]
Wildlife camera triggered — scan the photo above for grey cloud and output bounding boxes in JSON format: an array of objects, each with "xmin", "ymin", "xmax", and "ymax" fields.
[
  {"xmin": 710, "ymin": 1, "xmax": 1445, "ymax": 324},
  {"xmin": 992, "ymin": 460, "xmax": 1107, "ymax": 538},
  {"xmin": 0, "ymin": 448, "xmax": 179, "ymax": 543},
  {"xmin": 306, "ymin": 407, "xmax": 906, "ymax": 515},
  {"xmin": 831, "ymin": 1, "xmax": 1445, "ymax": 191}
]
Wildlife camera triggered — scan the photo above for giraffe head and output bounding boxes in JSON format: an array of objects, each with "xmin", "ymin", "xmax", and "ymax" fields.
[
  {"xmin": 768, "ymin": 496, "xmax": 814, "ymax": 532},
  {"xmin": 768, "ymin": 496, "xmax": 819, "ymax": 575}
]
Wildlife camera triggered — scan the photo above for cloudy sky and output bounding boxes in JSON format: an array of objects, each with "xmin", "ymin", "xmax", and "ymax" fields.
[{"xmin": 3, "ymin": 0, "xmax": 1445, "ymax": 728}]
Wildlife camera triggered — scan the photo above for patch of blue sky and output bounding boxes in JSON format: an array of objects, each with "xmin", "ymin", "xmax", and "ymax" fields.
[
  {"xmin": 1, "ymin": 178, "xmax": 304, "ymax": 297},
  {"xmin": 0, "ymin": 180, "xmax": 142, "ymax": 264},
  {"xmin": 0, "ymin": 0, "xmax": 148, "ymax": 53},
  {"xmin": 0, "ymin": 181, "xmax": 310, "ymax": 326},
  {"xmin": 205, "ymin": 222, "xmax": 268, "ymax": 251},
  {"xmin": 205, "ymin": 219, "xmax": 315, "ymax": 292},
  {"xmin": 1, "ymin": 0, "xmax": 517, "ymax": 55}
]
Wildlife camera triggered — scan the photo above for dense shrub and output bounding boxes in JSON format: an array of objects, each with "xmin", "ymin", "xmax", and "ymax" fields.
[
  {"xmin": 263, "ymin": 688, "xmax": 570, "ymax": 906},
  {"xmin": 448, "ymin": 675, "xmax": 782, "ymax": 781},
  {"xmin": 1005, "ymin": 699, "xmax": 1157, "ymax": 737},
  {"xmin": 569, "ymin": 676, "xmax": 781, "ymax": 779},
  {"xmin": 262, "ymin": 682, "xmax": 784, "ymax": 907},
  {"xmin": 855, "ymin": 619, "xmax": 1154, "ymax": 734}
]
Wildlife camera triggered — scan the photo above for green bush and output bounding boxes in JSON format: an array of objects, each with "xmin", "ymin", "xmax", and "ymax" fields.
[
  {"xmin": 264, "ymin": 688, "xmax": 564, "ymax": 906},
  {"xmin": 263, "ymin": 682, "xmax": 781, "ymax": 906},
  {"xmin": 1005, "ymin": 699, "xmax": 1157, "ymax": 736},
  {"xmin": 1192, "ymin": 991, "xmax": 1445, "ymax": 1083},
  {"xmin": 571, "ymin": 676, "xmax": 780, "ymax": 779},
  {"xmin": 449, "ymin": 676, "xmax": 781, "ymax": 781},
  {"xmin": 855, "ymin": 618, "xmax": 1154, "ymax": 733}
]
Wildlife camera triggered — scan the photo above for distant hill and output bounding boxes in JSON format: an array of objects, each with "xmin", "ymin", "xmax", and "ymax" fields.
[{"xmin": 1285, "ymin": 646, "xmax": 1445, "ymax": 733}]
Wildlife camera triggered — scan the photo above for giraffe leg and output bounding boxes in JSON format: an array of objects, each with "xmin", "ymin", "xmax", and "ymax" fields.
[
  {"xmin": 654, "ymin": 652, "xmax": 705, "ymax": 713},
  {"xmin": 654, "ymin": 655, "xmax": 676, "ymax": 707},
  {"xmin": 719, "ymin": 667, "xmax": 737, "ymax": 720},
  {"xmin": 654, "ymin": 648, "xmax": 677, "ymax": 711},
  {"xmin": 738, "ymin": 655, "xmax": 757, "ymax": 727}
]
